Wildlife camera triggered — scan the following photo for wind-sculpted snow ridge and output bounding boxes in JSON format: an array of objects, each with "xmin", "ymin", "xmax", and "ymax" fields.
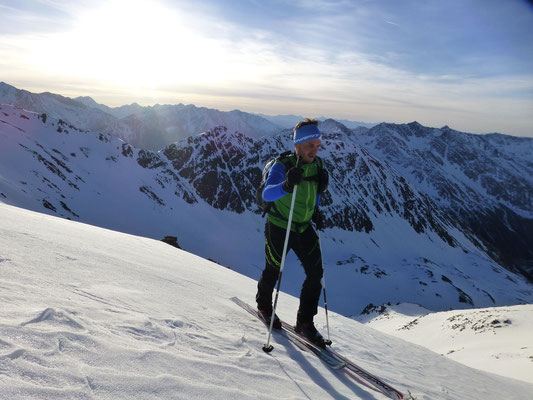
[
  {"xmin": 0, "ymin": 104, "xmax": 532, "ymax": 318},
  {"xmin": 1, "ymin": 202, "xmax": 533, "ymax": 399}
]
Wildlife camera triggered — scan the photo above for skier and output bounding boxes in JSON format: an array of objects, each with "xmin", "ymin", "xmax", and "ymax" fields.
[{"xmin": 256, "ymin": 118, "xmax": 329, "ymax": 346}]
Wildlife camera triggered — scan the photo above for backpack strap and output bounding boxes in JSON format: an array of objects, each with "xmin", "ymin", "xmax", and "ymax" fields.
[
  {"xmin": 277, "ymin": 151, "xmax": 293, "ymax": 169},
  {"xmin": 259, "ymin": 151, "xmax": 293, "ymax": 217}
]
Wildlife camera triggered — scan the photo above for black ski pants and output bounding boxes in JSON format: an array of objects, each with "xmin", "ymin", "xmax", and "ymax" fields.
[{"xmin": 256, "ymin": 220, "xmax": 323, "ymax": 324}]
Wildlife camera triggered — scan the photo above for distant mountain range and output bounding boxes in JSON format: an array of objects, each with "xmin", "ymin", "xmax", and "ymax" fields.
[
  {"xmin": 0, "ymin": 82, "xmax": 279, "ymax": 150},
  {"xmin": 0, "ymin": 82, "xmax": 375, "ymax": 152},
  {"xmin": 253, "ymin": 112, "xmax": 376, "ymax": 130},
  {"xmin": 1, "ymin": 87, "xmax": 532, "ymax": 316}
]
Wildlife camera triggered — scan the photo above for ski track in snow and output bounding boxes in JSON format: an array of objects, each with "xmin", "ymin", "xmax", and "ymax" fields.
[{"xmin": 1, "ymin": 203, "xmax": 533, "ymax": 399}]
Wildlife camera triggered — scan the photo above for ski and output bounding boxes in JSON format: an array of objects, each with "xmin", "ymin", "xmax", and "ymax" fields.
[
  {"xmin": 232, "ymin": 297, "xmax": 406, "ymax": 400},
  {"xmin": 231, "ymin": 297, "xmax": 344, "ymax": 369},
  {"xmin": 329, "ymin": 348, "xmax": 405, "ymax": 400},
  {"xmin": 282, "ymin": 320, "xmax": 405, "ymax": 400},
  {"xmin": 280, "ymin": 322, "xmax": 345, "ymax": 369},
  {"xmin": 283, "ymin": 321, "xmax": 404, "ymax": 399}
]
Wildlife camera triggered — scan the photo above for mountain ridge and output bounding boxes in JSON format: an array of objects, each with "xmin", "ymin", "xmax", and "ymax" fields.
[
  {"xmin": 1, "ymin": 104, "xmax": 531, "ymax": 318},
  {"xmin": 1, "ymin": 82, "xmax": 532, "ymax": 282},
  {"xmin": 0, "ymin": 82, "xmax": 282, "ymax": 150}
]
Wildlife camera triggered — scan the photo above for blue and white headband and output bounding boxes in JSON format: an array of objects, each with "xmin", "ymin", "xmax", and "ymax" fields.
[{"xmin": 293, "ymin": 124, "xmax": 322, "ymax": 145}]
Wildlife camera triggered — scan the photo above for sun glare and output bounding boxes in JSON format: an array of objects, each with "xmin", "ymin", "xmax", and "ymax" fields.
[{"xmin": 34, "ymin": 0, "xmax": 224, "ymax": 88}]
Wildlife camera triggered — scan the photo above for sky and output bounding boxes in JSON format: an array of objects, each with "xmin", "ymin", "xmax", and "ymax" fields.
[{"xmin": 1, "ymin": 0, "xmax": 532, "ymax": 136}]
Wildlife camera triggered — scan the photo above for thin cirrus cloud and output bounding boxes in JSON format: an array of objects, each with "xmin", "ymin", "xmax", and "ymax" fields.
[{"xmin": 0, "ymin": 0, "xmax": 532, "ymax": 136}]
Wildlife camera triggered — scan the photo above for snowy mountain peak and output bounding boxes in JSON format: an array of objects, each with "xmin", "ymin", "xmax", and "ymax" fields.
[
  {"xmin": 73, "ymin": 95, "xmax": 102, "ymax": 108},
  {"xmin": 318, "ymin": 118, "xmax": 354, "ymax": 136}
]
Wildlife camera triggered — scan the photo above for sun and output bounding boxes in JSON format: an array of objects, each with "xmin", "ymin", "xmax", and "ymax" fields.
[{"xmin": 34, "ymin": 0, "xmax": 223, "ymax": 89}]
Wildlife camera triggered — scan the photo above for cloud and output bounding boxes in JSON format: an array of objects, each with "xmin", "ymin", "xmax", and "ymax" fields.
[
  {"xmin": 385, "ymin": 21, "xmax": 400, "ymax": 26},
  {"xmin": 1, "ymin": 0, "xmax": 532, "ymax": 136}
]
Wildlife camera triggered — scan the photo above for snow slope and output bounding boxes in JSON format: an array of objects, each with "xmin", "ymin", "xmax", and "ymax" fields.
[
  {"xmin": 1, "ymin": 203, "xmax": 533, "ymax": 400},
  {"xmin": 356, "ymin": 303, "xmax": 533, "ymax": 384}
]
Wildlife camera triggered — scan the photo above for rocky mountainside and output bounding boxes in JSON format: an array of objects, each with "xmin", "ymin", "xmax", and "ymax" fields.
[
  {"xmin": 1, "ymin": 104, "xmax": 531, "ymax": 316},
  {"xmin": 350, "ymin": 121, "xmax": 533, "ymax": 280},
  {"xmin": 163, "ymin": 123, "xmax": 457, "ymax": 246}
]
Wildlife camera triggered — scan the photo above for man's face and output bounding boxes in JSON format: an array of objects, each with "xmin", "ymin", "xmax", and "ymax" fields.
[{"xmin": 295, "ymin": 138, "xmax": 322, "ymax": 164}]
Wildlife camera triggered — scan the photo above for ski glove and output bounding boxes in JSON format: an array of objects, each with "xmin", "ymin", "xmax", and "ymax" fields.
[
  {"xmin": 282, "ymin": 167, "xmax": 303, "ymax": 193},
  {"xmin": 312, "ymin": 208, "xmax": 324, "ymax": 231},
  {"xmin": 317, "ymin": 169, "xmax": 329, "ymax": 194}
]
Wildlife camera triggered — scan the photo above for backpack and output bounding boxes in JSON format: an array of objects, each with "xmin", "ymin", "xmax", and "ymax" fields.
[
  {"xmin": 256, "ymin": 151, "xmax": 325, "ymax": 217},
  {"xmin": 256, "ymin": 151, "xmax": 292, "ymax": 216}
]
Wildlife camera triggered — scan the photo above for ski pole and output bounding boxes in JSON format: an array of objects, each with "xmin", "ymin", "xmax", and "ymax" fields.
[
  {"xmin": 263, "ymin": 158, "xmax": 300, "ymax": 353},
  {"xmin": 317, "ymin": 230, "xmax": 331, "ymax": 343}
]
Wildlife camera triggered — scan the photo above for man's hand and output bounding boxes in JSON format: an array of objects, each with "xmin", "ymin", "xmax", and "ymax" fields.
[{"xmin": 283, "ymin": 167, "xmax": 303, "ymax": 193}]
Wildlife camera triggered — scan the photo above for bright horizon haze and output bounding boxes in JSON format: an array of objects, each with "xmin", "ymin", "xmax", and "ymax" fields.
[{"xmin": 1, "ymin": 0, "xmax": 532, "ymax": 136}]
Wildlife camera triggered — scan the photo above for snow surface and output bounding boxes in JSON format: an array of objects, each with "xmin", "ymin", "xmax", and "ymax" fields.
[
  {"xmin": 1, "ymin": 202, "xmax": 533, "ymax": 400},
  {"xmin": 356, "ymin": 303, "xmax": 533, "ymax": 384}
]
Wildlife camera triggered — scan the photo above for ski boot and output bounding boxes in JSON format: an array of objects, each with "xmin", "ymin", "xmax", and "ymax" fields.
[
  {"xmin": 259, "ymin": 309, "xmax": 282, "ymax": 330},
  {"xmin": 295, "ymin": 320, "xmax": 330, "ymax": 348}
]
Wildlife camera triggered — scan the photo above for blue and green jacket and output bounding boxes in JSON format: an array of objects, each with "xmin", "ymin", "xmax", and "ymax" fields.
[{"xmin": 262, "ymin": 153, "xmax": 323, "ymax": 233}]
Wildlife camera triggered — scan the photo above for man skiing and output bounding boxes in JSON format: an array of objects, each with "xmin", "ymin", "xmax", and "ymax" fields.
[{"xmin": 256, "ymin": 118, "xmax": 329, "ymax": 346}]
